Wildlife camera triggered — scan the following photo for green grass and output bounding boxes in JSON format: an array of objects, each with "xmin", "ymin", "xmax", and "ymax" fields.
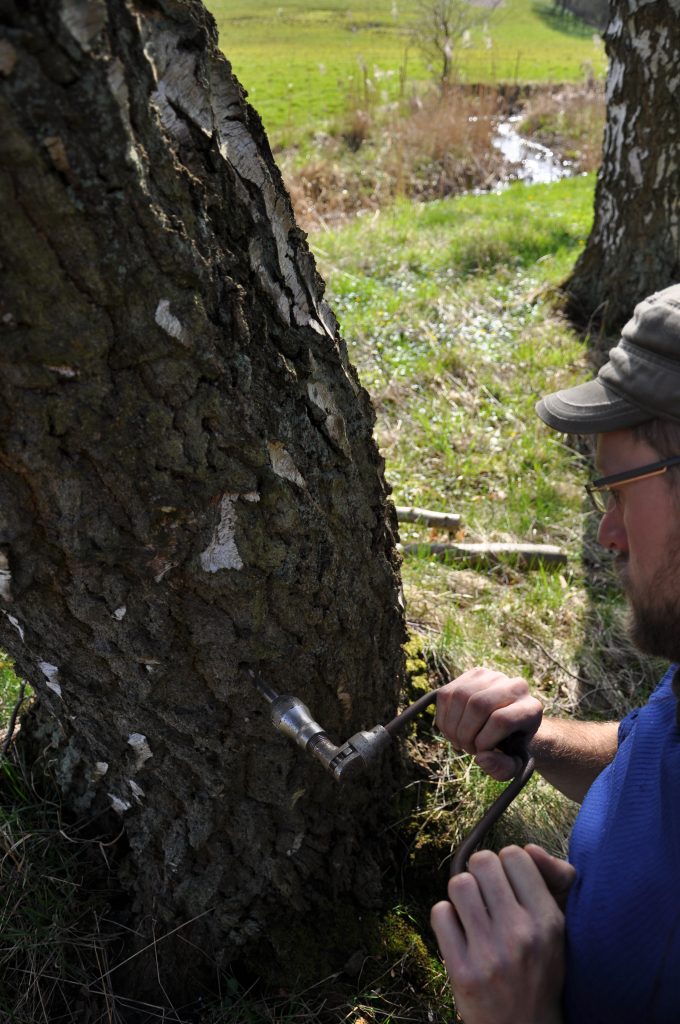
[
  {"xmin": 315, "ymin": 171, "xmax": 662, "ymax": 727},
  {"xmin": 316, "ymin": 175, "xmax": 593, "ymax": 534},
  {"xmin": 208, "ymin": 0, "xmax": 607, "ymax": 138},
  {"xmin": 0, "ymin": 652, "xmax": 25, "ymax": 736},
  {"xmin": 309, "ymin": 178, "xmax": 664, "ymax": 1024}
]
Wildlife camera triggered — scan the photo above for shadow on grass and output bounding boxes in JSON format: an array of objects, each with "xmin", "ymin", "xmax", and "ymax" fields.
[{"xmin": 532, "ymin": 2, "xmax": 604, "ymax": 39}]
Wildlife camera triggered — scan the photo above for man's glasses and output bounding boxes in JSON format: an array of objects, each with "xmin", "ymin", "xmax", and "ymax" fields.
[{"xmin": 585, "ymin": 455, "xmax": 680, "ymax": 514}]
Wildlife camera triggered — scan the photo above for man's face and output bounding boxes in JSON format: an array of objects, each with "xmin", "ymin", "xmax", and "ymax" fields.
[{"xmin": 596, "ymin": 429, "xmax": 680, "ymax": 661}]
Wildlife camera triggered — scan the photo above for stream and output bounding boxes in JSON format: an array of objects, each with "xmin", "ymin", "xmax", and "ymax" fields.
[{"xmin": 493, "ymin": 115, "xmax": 573, "ymax": 186}]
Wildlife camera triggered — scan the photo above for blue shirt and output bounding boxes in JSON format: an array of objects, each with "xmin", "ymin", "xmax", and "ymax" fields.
[{"xmin": 564, "ymin": 665, "xmax": 680, "ymax": 1023}]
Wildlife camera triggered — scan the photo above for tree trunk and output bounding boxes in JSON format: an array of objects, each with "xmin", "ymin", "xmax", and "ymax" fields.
[
  {"xmin": 0, "ymin": 0, "xmax": 406, "ymax": 1004},
  {"xmin": 564, "ymin": 0, "xmax": 680, "ymax": 345}
]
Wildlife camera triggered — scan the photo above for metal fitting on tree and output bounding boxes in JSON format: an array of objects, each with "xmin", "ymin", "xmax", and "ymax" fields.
[{"xmin": 255, "ymin": 677, "xmax": 391, "ymax": 782}]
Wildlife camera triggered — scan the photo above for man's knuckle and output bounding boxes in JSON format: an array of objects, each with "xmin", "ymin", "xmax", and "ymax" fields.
[
  {"xmin": 468, "ymin": 849, "xmax": 497, "ymax": 870},
  {"xmin": 468, "ymin": 689, "xmax": 493, "ymax": 715},
  {"xmin": 543, "ymin": 909, "xmax": 565, "ymax": 940},
  {"xmin": 447, "ymin": 872, "xmax": 477, "ymax": 903},
  {"xmin": 499, "ymin": 844, "xmax": 524, "ymax": 865},
  {"xmin": 509, "ymin": 677, "xmax": 529, "ymax": 699},
  {"xmin": 455, "ymin": 956, "xmax": 496, "ymax": 990},
  {"xmin": 508, "ymin": 912, "xmax": 563, "ymax": 960}
]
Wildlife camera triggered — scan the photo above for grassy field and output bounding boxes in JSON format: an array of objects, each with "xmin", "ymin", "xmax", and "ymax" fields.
[
  {"xmin": 315, "ymin": 173, "xmax": 651, "ymax": 696},
  {"xmin": 208, "ymin": 0, "xmax": 606, "ymax": 138}
]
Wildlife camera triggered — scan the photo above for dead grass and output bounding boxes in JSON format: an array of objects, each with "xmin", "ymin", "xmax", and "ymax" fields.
[
  {"xmin": 519, "ymin": 77, "xmax": 605, "ymax": 172},
  {"xmin": 284, "ymin": 86, "xmax": 509, "ymax": 231},
  {"xmin": 284, "ymin": 79, "xmax": 604, "ymax": 231},
  {"xmin": 0, "ymin": 753, "xmax": 122, "ymax": 1023}
]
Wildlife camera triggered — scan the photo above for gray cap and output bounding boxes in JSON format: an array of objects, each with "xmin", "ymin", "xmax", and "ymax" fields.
[{"xmin": 536, "ymin": 283, "xmax": 680, "ymax": 433}]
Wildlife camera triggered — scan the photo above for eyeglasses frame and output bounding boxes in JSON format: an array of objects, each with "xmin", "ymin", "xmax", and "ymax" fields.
[{"xmin": 585, "ymin": 454, "xmax": 680, "ymax": 514}]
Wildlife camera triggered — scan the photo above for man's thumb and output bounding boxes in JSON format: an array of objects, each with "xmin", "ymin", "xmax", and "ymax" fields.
[{"xmin": 525, "ymin": 843, "xmax": 577, "ymax": 911}]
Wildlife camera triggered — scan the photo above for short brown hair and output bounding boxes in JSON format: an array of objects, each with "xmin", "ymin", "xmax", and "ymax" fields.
[
  {"xmin": 632, "ymin": 419, "xmax": 680, "ymax": 493},
  {"xmin": 632, "ymin": 418, "xmax": 680, "ymax": 459}
]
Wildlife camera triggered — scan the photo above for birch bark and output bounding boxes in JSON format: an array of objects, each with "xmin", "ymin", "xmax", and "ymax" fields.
[{"xmin": 565, "ymin": 0, "xmax": 680, "ymax": 342}]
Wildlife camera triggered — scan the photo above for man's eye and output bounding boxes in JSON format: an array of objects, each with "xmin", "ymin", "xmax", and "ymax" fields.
[{"xmin": 608, "ymin": 489, "xmax": 622, "ymax": 506}]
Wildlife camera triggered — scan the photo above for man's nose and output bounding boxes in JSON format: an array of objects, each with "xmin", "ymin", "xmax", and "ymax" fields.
[{"xmin": 597, "ymin": 505, "xmax": 628, "ymax": 553}]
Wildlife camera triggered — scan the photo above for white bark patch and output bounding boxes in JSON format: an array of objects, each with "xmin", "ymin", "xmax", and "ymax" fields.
[
  {"xmin": 0, "ymin": 40, "xmax": 17, "ymax": 77},
  {"xmin": 139, "ymin": 23, "xmax": 212, "ymax": 140},
  {"xmin": 286, "ymin": 833, "xmax": 304, "ymax": 856},
  {"xmin": 595, "ymin": 188, "xmax": 616, "ymax": 249},
  {"xmin": 208, "ymin": 61, "xmax": 327, "ymax": 335},
  {"xmin": 93, "ymin": 761, "xmax": 109, "ymax": 778},
  {"xmin": 608, "ymin": 12, "xmax": 623, "ymax": 37},
  {"xmin": 150, "ymin": 46, "xmax": 212, "ymax": 132},
  {"xmin": 607, "ymin": 102, "xmax": 627, "ymax": 179},
  {"xmin": 628, "ymin": 147, "xmax": 644, "ymax": 186},
  {"xmin": 107, "ymin": 58, "xmax": 133, "ymax": 144},
  {"xmin": 307, "ymin": 381, "xmax": 351, "ymax": 456},
  {"xmin": 4, "ymin": 613, "xmax": 24, "ymax": 641},
  {"xmin": 39, "ymin": 662, "xmax": 62, "ymax": 697},
  {"xmin": 60, "ymin": 0, "xmax": 107, "ymax": 51},
  {"xmin": 46, "ymin": 364, "xmax": 79, "ymax": 379},
  {"xmin": 136, "ymin": 19, "xmax": 336, "ymax": 342},
  {"xmin": 109, "ymin": 794, "xmax": 131, "ymax": 814},
  {"xmin": 267, "ymin": 441, "xmax": 305, "ymax": 488},
  {"xmin": 0, "ymin": 553, "xmax": 11, "ymax": 602},
  {"xmin": 107, "ymin": 57, "xmax": 128, "ymax": 114},
  {"xmin": 150, "ymin": 81, "xmax": 193, "ymax": 145},
  {"xmin": 248, "ymin": 239, "xmax": 295, "ymax": 324},
  {"xmin": 112, "ymin": 605, "xmax": 127, "ymax": 621},
  {"xmin": 155, "ymin": 299, "xmax": 188, "ymax": 344},
  {"xmin": 631, "ymin": 28, "xmax": 652, "ymax": 62},
  {"xmin": 129, "ymin": 779, "xmax": 145, "ymax": 801},
  {"xmin": 199, "ymin": 492, "xmax": 260, "ymax": 572},
  {"xmin": 43, "ymin": 136, "xmax": 71, "ymax": 176},
  {"xmin": 128, "ymin": 732, "xmax": 153, "ymax": 769},
  {"xmin": 318, "ymin": 300, "xmax": 340, "ymax": 343},
  {"xmin": 605, "ymin": 57, "xmax": 625, "ymax": 104},
  {"xmin": 106, "ymin": 56, "xmax": 148, "ymax": 182},
  {"xmin": 153, "ymin": 561, "xmax": 174, "ymax": 583}
]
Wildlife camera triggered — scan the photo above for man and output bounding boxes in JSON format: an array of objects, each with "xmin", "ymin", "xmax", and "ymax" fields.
[{"xmin": 431, "ymin": 283, "xmax": 680, "ymax": 1024}]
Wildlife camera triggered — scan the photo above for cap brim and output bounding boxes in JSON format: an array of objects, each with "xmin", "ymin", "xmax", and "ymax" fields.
[{"xmin": 536, "ymin": 378, "xmax": 651, "ymax": 434}]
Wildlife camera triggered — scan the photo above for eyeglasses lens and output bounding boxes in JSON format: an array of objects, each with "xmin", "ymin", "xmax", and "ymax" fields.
[{"xmin": 586, "ymin": 486, "xmax": 608, "ymax": 514}]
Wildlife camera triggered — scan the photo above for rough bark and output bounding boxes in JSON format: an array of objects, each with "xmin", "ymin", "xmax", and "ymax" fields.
[
  {"xmin": 0, "ymin": 0, "xmax": 406, "ymax": 1004},
  {"xmin": 564, "ymin": 0, "xmax": 680, "ymax": 345}
]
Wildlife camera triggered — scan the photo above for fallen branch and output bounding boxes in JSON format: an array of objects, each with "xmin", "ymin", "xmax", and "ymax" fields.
[
  {"xmin": 395, "ymin": 506, "xmax": 462, "ymax": 532},
  {"xmin": 400, "ymin": 541, "xmax": 567, "ymax": 569}
]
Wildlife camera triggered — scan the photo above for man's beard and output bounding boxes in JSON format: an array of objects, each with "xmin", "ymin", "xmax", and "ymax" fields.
[{"xmin": 618, "ymin": 556, "xmax": 680, "ymax": 662}]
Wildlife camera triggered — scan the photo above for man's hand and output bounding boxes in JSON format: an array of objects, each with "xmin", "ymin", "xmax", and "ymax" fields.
[
  {"xmin": 431, "ymin": 845, "xmax": 575, "ymax": 1024},
  {"xmin": 436, "ymin": 668, "xmax": 543, "ymax": 781}
]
